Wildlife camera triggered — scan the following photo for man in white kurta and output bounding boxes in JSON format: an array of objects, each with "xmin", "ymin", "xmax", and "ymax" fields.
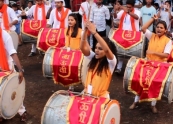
[
  {"xmin": 0, "ymin": 28, "xmax": 26, "ymax": 122},
  {"xmin": 23, "ymin": 0, "xmax": 50, "ymax": 56},
  {"xmin": 47, "ymin": 0, "xmax": 71, "ymax": 28}
]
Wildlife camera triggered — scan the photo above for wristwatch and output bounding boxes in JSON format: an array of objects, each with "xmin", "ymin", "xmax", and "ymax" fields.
[{"xmin": 19, "ymin": 69, "xmax": 24, "ymax": 73}]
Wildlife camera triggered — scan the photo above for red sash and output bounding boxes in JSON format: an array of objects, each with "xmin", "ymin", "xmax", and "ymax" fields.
[
  {"xmin": 37, "ymin": 28, "xmax": 65, "ymax": 52},
  {"xmin": 52, "ymin": 48, "xmax": 83, "ymax": 86},
  {"xmin": 110, "ymin": 29, "xmax": 142, "ymax": 49},
  {"xmin": 0, "ymin": 28, "xmax": 9, "ymax": 71},
  {"xmin": 167, "ymin": 43, "xmax": 173, "ymax": 62},
  {"xmin": 129, "ymin": 58, "xmax": 172, "ymax": 102},
  {"xmin": 21, "ymin": 19, "xmax": 47, "ymax": 38},
  {"xmin": 56, "ymin": 8, "xmax": 69, "ymax": 28},
  {"xmin": 119, "ymin": 9, "xmax": 136, "ymax": 31}
]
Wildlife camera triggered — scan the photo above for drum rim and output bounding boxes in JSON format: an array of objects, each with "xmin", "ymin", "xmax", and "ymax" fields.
[
  {"xmin": 0, "ymin": 73, "xmax": 25, "ymax": 119},
  {"xmin": 41, "ymin": 90, "xmax": 70, "ymax": 124},
  {"xmin": 100, "ymin": 100, "xmax": 120, "ymax": 124}
]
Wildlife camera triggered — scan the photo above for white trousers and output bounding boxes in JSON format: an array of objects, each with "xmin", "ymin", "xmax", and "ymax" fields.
[
  {"xmin": 31, "ymin": 43, "xmax": 36, "ymax": 53},
  {"xmin": 134, "ymin": 95, "xmax": 157, "ymax": 106},
  {"xmin": 116, "ymin": 59, "xmax": 123, "ymax": 70}
]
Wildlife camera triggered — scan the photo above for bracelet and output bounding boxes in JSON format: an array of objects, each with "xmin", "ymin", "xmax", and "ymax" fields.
[
  {"xmin": 19, "ymin": 69, "xmax": 24, "ymax": 73},
  {"xmin": 93, "ymin": 32, "xmax": 97, "ymax": 35}
]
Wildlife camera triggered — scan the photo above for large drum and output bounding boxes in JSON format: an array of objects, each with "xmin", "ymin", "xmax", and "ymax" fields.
[
  {"xmin": 108, "ymin": 28, "xmax": 145, "ymax": 58},
  {"xmin": 0, "ymin": 72, "xmax": 25, "ymax": 119},
  {"xmin": 37, "ymin": 28, "xmax": 65, "ymax": 52},
  {"xmin": 123, "ymin": 56, "xmax": 173, "ymax": 103},
  {"xmin": 43, "ymin": 47, "xmax": 90, "ymax": 86},
  {"xmin": 41, "ymin": 90, "xmax": 120, "ymax": 124},
  {"xmin": 21, "ymin": 19, "xmax": 47, "ymax": 43},
  {"xmin": 8, "ymin": 31, "xmax": 19, "ymax": 51}
]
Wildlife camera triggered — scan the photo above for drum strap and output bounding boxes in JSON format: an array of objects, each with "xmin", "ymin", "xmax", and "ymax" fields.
[
  {"xmin": 0, "ymin": 28, "xmax": 10, "ymax": 71},
  {"xmin": 34, "ymin": 3, "xmax": 46, "ymax": 20},
  {"xmin": 119, "ymin": 9, "xmax": 136, "ymax": 31},
  {"xmin": 0, "ymin": 4, "xmax": 10, "ymax": 31}
]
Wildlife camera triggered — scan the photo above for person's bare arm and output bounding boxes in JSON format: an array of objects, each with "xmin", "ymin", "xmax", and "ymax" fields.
[
  {"xmin": 11, "ymin": 53, "xmax": 24, "ymax": 84},
  {"xmin": 147, "ymin": 50, "xmax": 169, "ymax": 58},
  {"xmin": 85, "ymin": 21, "xmax": 114, "ymax": 60}
]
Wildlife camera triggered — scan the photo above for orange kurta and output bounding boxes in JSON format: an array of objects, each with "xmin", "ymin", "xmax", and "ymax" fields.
[
  {"xmin": 147, "ymin": 34, "xmax": 170, "ymax": 62},
  {"xmin": 65, "ymin": 28, "xmax": 82, "ymax": 50},
  {"xmin": 85, "ymin": 66, "xmax": 112, "ymax": 97}
]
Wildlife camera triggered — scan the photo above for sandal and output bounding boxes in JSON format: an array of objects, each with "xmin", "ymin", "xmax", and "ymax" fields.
[{"xmin": 20, "ymin": 111, "xmax": 27, "ymax": 122}]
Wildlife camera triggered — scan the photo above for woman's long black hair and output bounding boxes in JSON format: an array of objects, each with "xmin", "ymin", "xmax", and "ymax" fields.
[
  {"xmin": 88, "ymin": 37, "xmax": 117, "ymax": 76},
  {"xmin": 66, "ymin": 13, "xmax": 79, "ymax": 37}
]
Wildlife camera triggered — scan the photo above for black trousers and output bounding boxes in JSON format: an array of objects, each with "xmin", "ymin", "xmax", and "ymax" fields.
[{"xmin": 92, "ymin": 29, "xmax": 106, "ymax": 51}]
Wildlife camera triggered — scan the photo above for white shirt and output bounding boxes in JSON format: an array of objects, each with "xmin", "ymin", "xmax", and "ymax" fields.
[
  {"xmin": 90, "ymin": 5, "xmax": 110, "ymax": 32},
  {"xmin": 26, "ymin": 5, "xmax": 50, "ymax": 20},
  {"xmin": 85, "ymin": 50, "xmax": 117, "ymax": 74},
  {"xmin": 0, "ymin": 7, "xmax": 18, "ymax": 31},
  {"xmin": 15, "ymin": 10, "xmax": 22, "ymax": 23},
  {"xmin": 2, "ymin": 29, "xmax": 17, "ymax": 70},
  {"xmin": 47, "ymin": 8, "xmax": 72, "ymax": 28},
  {"xmin": 117, "ymin": 10, "xmax": 140, "ymax": 31},
  {"xmin": 145, "ymin": 29, "xmax": 172, "ymax": 54},
  {"xmin": 79, "ymin": 1, "xmax": 96, "ymax": 30},
  {"xmin": 160, "ymin": 10, "xmax": 171, "ymax": 31},
  {"xmin": 4, "ymin": 0, "xmax": 9, "ymax": 4}
]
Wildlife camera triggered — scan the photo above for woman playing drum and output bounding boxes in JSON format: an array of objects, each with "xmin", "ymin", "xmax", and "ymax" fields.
[
  {"xmin": 65, "ymin": 13, "xmax": 82, "ymax": 50},
  {"xmin": 129, "ymin": 15, "xmax": 172, "ymax": 113},
  {"xmin": 80, "ymin": 20, "xmax": 117, "ymax": 98}
]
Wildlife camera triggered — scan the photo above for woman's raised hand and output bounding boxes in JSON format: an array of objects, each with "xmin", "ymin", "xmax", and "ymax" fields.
[{"xmin": 84, "ymin": 20, "xmax": 96, "ymax": 34}]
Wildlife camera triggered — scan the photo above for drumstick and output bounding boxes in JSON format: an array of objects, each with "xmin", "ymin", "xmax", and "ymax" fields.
[
  {"xmin": 21, "ymin": 7, "xmax": 24, "ymax": 11},
  {"xmin": 87, "ymin": 0, "xmax": 94, "ymax": 20}
]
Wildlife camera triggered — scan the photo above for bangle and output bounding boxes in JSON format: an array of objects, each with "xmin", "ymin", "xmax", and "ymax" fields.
[{"xmin": 93, "ymin": 32, "xmax": 97, "ymax": 35}]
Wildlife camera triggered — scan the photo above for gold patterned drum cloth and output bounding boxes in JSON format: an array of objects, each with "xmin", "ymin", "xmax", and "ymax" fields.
[
  {"xmin": 123, "ymin": 56, "xmax": 173, "ymax": 103},
  {"xmin": 108, "ymin": 28, "xmax": 145, "ymax": 57},
  {"xmin": 43, "ymin": 47, "xmax": 89, "ymax": 86}
]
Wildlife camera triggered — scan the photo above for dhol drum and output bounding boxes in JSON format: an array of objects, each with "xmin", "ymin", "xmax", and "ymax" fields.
[
  {"xmin": 21, "ymin": 19, "xmax": 47, "ymax": 43},
  {"xmin": 37, "ymin": 28, "xmax": 65, "ymax": 52},
  {"xmin": 0, "ymin": 72, "xmax": 25, "ymax": 119},
  {"xmin": 8, "ymin": 31, "xmax": 19, "ymax": 51},
  {"xmin": 43, "ymin": 47, "xmax": 90, "ymax": 86},
  {"xmin": 123, "ymin": 56, "xmax": 173, "ymax": 103},
  {"xmin": 41, "ymin": 90, "xmax": 120, "ymax": 124},
  {"xmin": 21, "ymin": 33, "xmax": 37, "ymax": 44},
  {"xmin": 108, "ymin": 28, "xmax": 145, "ymax": 58}
]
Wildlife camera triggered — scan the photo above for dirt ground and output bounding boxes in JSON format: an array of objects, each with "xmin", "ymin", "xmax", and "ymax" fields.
[{"xmin": 2, "ymin": 43, "xmax": 173, "ymax": 124}]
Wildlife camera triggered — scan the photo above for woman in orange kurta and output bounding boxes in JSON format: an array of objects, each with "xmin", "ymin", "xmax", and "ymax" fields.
[
  {"xmin": 80, "ymin": 20, "xmax": 117, "ymax": 98},
  {"xmin": 65, "ymin": 13, "xmax": 82, "ymax": 50},
  {"xmin": 129, "ymin": 15, "xmax": 172, "ymax": 113}
]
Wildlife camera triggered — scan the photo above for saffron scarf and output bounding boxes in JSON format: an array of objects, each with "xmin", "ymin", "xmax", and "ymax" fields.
[
  {"xmin": 119, "ymin": 9, "xmax": 136, "ymax": 31},
  {"xmin": 0, "ymin": 4, "xmax": 10, "ymax": 31},
  {"xmin": 56, "ymin": 7, "xmax": 69, "ymax": 28},
  {"xmin": 34, "ymin": 3, "xmax": 46, "ymax": 20},
  {"xmin": 0, "ymin": 28, "xmax": 9, "ymax": 71}
]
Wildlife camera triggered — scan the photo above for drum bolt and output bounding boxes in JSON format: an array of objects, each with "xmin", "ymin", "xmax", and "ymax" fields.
[{"xmin": 11, "ymin": 92, "xmax": 16, "ymax": 100}]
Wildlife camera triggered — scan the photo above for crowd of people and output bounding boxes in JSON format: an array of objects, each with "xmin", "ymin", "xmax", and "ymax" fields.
[{"xmin": 0, "ymin": 0, "xmax": 173, "ymax": 122}]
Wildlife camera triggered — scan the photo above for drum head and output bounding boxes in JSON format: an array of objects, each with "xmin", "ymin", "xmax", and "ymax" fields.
[
  {"xmin": 0, "ymin": 73, "xmax": 25, "ymax": 119},
  {"xmin": 9, "ymin": 31, "xmax": 19, "ymax": 51},
  {"xmin": 101, "ymin": 100, "xmax": 120, "ymax": 124},
  {"xmin": 81, "ymin": 57, "xmax": 90, "ymax": 85}
]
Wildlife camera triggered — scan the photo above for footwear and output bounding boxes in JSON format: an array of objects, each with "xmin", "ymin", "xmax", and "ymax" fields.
[
  {"xmin": 20, "ymin": 111, "xmax": 27, "ymax": 122},
  {"xmin": 151, "ymin": 106, "xmax": 158, "ymax": 114},
  {"xmin": 115, "ymin": 69, "xmax": 121, "ymax": 74},
  {"xmin": 69, "ymin": 86, "xmax": 74, "ymax": 91},
  {"xmin": 129, "ymin": 102, "xmax": 137, "ymax": 109},
  {"xmin": 28, "ymin": 52, "xmax": 36, "ymax": 57},
  {"xmin": 0, "ymin": 117, "xmax": 3, "ymax": 122}
]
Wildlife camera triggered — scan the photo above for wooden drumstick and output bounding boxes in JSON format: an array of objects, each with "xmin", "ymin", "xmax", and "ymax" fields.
[
  {"xmin": 87, "ymin": 0, "xmax": 94, "ymax": 20},
  {"xmin": 21, "ymin": 7, "xmax": 24, "ymax": 11}
]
